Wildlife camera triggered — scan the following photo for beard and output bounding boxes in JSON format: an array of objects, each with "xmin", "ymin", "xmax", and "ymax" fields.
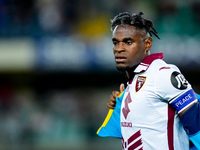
[
  {"xmin": 116, "ymin": 66, "xmax": 131, "ymax": 72},
  {"xmin": 116, "ymin": 64, "xmax": 138, "ymax": 73}
]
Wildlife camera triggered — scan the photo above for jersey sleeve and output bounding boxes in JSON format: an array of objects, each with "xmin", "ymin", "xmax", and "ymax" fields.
[
  {"xmin": 154, "ymin": 65, "xmax": 198, "ymax": 115},
  {"xmin": 154, "ymin": 65, "xmax": 193, "ymax": 102},
  {"xmin": 154, "ymin": 65, "xmax": 200, "ymax": 148},
  {"xmin": 96, "ymin": 90, "xmax": 125, "ymax": 138}
]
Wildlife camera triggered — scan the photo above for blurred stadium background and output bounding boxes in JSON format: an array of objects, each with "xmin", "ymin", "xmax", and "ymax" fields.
[{"xmin": 0, "ymin": 0, "xmax": 200, "ymax": 150}]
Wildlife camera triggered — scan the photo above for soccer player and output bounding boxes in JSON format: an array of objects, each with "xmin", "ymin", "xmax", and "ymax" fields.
[{"xmin": 97, "ymin": 12, "xmax": 200, "ymax": 150}]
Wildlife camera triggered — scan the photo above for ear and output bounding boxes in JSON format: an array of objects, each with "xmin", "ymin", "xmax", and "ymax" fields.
[{"xmin": 144, "ymin": 37, "xmax": 153, "ymax": 52}]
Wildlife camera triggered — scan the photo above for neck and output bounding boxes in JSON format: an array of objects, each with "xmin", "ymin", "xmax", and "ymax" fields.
[{"xmin": 125, "ymin": 65, "xmax": 138, "ymax": 80}]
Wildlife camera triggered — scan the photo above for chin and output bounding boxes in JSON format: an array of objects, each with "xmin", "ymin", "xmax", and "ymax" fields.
[{"xmin": 116, "ymin": 66, "xmax": 130, "ymax": 72}]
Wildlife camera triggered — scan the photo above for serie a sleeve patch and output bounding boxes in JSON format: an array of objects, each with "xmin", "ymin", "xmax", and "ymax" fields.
[{"xmin": 169, "ymin": 89, "xmax": 198, "ymax": 114}]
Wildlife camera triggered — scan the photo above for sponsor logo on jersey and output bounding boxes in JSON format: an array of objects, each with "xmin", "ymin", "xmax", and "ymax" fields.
[
  {"xmin": 121, "ymin": 122, "xmax": 132, "ymax": 127},
  {"xmin": 135, "ymin": 76, "xmax": 146, "ymax": 92},
  {"xmin": 171, "ymin": 71, "xmax": 188, "ymax": 90}
]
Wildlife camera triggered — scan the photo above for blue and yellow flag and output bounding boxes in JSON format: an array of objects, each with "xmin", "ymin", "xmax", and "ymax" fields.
[{"xmin": 97, "ymin": 91, "xmax": 125, "ymax": 138}]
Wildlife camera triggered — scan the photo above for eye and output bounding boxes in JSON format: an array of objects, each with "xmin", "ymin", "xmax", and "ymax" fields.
[
  {"xmin": 113, "ymin": 40, "xmax": 118, "ymax": 45},
  {"xmin": 125, "ymin": 41, "xmax": 132, "ymax": 45}
]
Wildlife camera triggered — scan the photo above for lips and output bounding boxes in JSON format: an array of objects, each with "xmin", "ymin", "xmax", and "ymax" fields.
[{"xmin": 115, "ymin": 55, "xmax": 127, "ymax": 63}]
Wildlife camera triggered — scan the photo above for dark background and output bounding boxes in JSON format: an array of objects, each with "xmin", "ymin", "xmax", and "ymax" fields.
[{"xmin": 0, "ymin": 0, "xmax": 199, "ymax": 149}]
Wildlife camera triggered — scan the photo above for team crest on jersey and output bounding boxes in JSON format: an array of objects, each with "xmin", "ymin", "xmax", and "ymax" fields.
[{"xmin": 135, "ymin": 76, "xmax": 146, "ymax": 92}]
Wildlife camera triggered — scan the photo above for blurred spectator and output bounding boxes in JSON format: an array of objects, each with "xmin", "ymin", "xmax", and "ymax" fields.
[{"xmin": 36, "ymin": 0, "xmax": 63, "ymax": 34}]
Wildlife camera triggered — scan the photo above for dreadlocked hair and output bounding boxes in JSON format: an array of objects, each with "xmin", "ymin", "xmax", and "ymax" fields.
[{"xmin": 111, "ymin": 12, "xmax": 160, "ymax": 39}]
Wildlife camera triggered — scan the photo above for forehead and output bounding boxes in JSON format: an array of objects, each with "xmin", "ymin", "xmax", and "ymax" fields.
[{"xmin": 112, "ymin": 24, "xmax": 145, "ymax": 39}]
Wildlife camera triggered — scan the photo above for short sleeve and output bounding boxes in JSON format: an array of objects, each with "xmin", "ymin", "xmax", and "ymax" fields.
[{"xmin": 154, "ymin": 65, "xmax": 192, "ymax": 102}]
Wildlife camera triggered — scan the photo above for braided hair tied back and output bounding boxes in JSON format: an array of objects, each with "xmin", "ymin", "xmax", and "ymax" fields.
[{"xmin": 111, "ymin": 12, "xmax": 160, "ymax": 39}]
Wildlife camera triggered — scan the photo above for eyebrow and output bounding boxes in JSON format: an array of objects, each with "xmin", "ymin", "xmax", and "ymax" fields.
[{"xmin": 112, "ymin": 37, "xmax": 133, "ymax": 42}]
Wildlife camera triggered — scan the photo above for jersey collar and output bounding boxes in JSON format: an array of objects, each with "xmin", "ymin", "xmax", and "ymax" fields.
[
  {"xmin": 134, "ymin": 53, "xmax": 164, "ymax": 73},
  {"xmin": 127, "ymin": 53, "xmax": 164, "ymax": 84}
]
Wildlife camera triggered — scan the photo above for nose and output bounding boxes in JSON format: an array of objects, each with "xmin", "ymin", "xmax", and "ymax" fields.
[{"xmin": 113, "ymin": 42, "xmax": 125, "ymax": 53}]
